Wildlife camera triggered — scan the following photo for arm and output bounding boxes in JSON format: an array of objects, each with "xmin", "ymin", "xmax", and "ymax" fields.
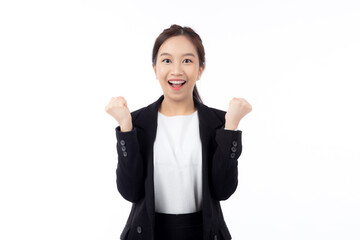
[
  {"xmin": 209, "ymin": 97, "xmax": 251, "ymax": 200},
  {"xmin": 210, "ymin": 128, "xmax": 242, "ymax": 200},
  {"xmin": 115, "ymin": 126, "xmax": 145, "ymax": 203},
  {"xmin": 105, "ymin": 96, "xmax": 145, "ymax": 202}
]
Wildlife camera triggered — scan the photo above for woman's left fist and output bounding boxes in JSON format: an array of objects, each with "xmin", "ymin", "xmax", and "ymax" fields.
[{"xmin": 224, "ymin": 97, "xmax": 252, "ymax": 130}]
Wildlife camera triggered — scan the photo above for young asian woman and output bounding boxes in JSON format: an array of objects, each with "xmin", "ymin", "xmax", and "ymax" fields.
[{"xmin": 105, "ymin": 24, "xmax": 252, "ymax": 240}]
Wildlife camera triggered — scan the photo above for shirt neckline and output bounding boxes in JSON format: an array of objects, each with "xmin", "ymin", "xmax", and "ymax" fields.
[{"xmin": 158, "ymin": 110, "xmax": 198, "ymax": 118}]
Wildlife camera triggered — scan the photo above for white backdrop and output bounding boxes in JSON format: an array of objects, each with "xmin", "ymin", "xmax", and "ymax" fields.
[{"xmin": 1, "ymin": 0, "xmax": 359, "ymax": 239}]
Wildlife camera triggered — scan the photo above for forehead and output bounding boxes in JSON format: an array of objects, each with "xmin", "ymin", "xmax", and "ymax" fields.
[{"xmin": 158, "ymin": 35, "xmax": 198, "ymax": 56}]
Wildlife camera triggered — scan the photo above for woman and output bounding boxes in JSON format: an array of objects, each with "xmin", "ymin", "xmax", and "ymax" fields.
[{"xmin": 105, "ymin": 24, "xmax": 252, "ymax": 240}]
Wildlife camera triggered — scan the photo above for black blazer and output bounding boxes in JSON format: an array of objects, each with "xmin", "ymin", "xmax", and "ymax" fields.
[{"xmin": 115, "ymin": 95, "xmax": 242, "ymax": 240}]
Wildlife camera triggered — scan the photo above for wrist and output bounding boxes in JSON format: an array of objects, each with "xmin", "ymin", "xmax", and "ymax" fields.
[
  {"xmin": 224, "ymin": 122, "xmax": 238, "ymax": 130},
  {"xmin": 118, "ymin": 120, "xmax": 133, "ymax": 132}
]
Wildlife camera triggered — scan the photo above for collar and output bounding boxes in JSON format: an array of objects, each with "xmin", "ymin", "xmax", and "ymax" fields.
[{"xmin": 134, "ymin": 95, "xmax": 224, "ymax": 131}]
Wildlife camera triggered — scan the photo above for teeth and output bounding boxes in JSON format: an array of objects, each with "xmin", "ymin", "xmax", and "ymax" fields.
[{"xmin": 169, "ymin": 80, "xmax": 185, "ymax": 84}]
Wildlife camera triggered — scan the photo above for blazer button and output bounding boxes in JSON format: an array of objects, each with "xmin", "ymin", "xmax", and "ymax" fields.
[
  {"xmin": 120, "ymin": 140, "xmax": 125, "ymax": 146},
  {"xmin": 232, "ymin": 140, "xmax": 238, "ymax": 147},
  {"xmin": 123, "ymin": 151, "xmax": 127, "ymax": 157},
  {"xmin": 136, "ymin": 226, "xmax": 142, "ymax": 234},
  {"xmin": 231, "ymin": 146, "xmax": 237, "ymax": 152},
  {"xmin": 214, "ymin": 234, "xmax": 218, "ymax": 240},
  {"xmin": 230, "ymin": 152, "xmax": 236, "ymax": 159},
  {"xmin": 121, "ymin": 146, "xmax": 126, "ymax": 152}
]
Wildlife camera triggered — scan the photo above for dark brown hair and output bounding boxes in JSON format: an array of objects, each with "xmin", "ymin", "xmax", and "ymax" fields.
[{"xmin": 152, "ymin": 24, "xmax": 205, "ymax": 103}]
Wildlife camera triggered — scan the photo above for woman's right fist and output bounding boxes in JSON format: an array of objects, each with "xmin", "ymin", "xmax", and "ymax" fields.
[{"xmin": 105, "ymin": 96, "xmax": 133, "ymax": 132}]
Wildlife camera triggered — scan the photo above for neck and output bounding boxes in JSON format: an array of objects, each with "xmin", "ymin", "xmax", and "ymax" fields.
[{"xmin": 159, "ymin": 96, "xmax": 196, "ymax": 116}]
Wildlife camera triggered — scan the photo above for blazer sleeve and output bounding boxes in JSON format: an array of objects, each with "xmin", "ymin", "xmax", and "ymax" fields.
[
  {"xmin": 210, "ymin": 128, "xmax": 242, "ymax": 201},
  {"xmin": 115, "ymin": 126, "xmax": 145, "ymax": 203}
]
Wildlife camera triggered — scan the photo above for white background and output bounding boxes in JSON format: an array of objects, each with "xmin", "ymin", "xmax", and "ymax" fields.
[{"xmin": 1, "ymin": 0, "xmax": 359, "ymax": 239}]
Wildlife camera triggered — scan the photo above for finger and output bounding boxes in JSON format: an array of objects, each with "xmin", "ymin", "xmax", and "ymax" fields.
[
  {"xmin": 113, "ymin": 97, "xmax": 126, "ymax": 105},
  {"xmin": 118, "ymin": 96, "xmax": 127, "ymax": 104}
]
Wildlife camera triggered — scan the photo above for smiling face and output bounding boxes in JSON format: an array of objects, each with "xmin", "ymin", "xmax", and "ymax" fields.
[{"xmin": 153, "ymin": 35, "xmax": 204, "ymax": 103}]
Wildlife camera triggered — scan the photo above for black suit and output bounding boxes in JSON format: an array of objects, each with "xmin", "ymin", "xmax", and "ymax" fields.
[{"xmin": 115, "ymin": 95, "xmax": 242, "ymax": 240}]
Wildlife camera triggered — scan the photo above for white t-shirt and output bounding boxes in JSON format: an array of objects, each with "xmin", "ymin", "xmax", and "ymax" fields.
[{"xmin": 153, "ymin": 110, "xmax": 203, "ymax": 214}]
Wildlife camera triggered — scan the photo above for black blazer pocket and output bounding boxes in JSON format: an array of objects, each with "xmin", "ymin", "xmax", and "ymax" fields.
[{"xmin": 120, "ymin": 224, "xmax": 130, "ymax": 240}]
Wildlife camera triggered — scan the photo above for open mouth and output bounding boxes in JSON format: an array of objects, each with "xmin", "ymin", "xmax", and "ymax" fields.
[{"xmin": 168, "ymin": 80, "xmax": 186, "ymax": 89}]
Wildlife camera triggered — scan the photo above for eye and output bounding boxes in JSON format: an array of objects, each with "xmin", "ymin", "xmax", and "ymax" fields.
[
  {"xmin": 183, "ymin": 59, "xmax": 192, "ymax": 63},
  {"xmin": 162, "ymin": 59, "xmax": 171, "ymax": 63}
]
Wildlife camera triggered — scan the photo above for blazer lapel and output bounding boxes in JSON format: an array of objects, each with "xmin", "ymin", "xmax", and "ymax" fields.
[
  {"xmin": 194, "ymin": 98, "xmax": 224, "ymax": 219},
  {"xmin": 133, "ymin": 95, "xmax": 224, "ymax": 223},
  {"xmin": 132, "ymin": 95, "xmax": 163, "ymax": 227}
]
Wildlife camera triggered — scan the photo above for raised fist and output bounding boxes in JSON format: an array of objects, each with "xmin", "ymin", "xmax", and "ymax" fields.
[
  {"xmin": 105, "ymin": 96, "xmax": 133, "ymax": 132},
  {"xmin": 224, "ymin": 97, "xmax": 252, "ymax": 130}
]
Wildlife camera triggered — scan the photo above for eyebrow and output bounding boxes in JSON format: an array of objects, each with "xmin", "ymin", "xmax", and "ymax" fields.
[{"xmin": 159, "ymin": 52, "xmax": 196, "ymax": 57}]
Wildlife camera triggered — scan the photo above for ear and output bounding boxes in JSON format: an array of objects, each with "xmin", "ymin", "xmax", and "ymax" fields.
[
  {"xmin": 197, "ymin": 65, "xmax": 205, "ymax": 80},
  {"xmin": 152, "ymin": 64, "xmax": 158, "ymax": 80}
]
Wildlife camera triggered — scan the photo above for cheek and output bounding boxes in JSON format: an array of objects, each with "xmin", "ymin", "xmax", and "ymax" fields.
[
  {"xmin": 187, "ymin": 68, "xmax": 200, "ymax": 79},
  {"xmin": 157, "ymin": 67, "xmax": 169, "ymax": 79}
]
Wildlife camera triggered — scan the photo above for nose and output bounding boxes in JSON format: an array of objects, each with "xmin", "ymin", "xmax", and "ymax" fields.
[{"xmin": 171, "ymin": 62, "xmax": 183, "ymax": 76}]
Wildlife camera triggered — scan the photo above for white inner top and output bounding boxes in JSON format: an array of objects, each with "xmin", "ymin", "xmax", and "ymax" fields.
[{"xmin": 153, "ymin": 110, "xmax": 203, "ymax": 214}]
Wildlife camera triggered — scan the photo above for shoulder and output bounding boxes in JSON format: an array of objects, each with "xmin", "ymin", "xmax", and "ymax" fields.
[
  {"xmin": 198, "ymin": 101, "xmax": 227, "ymax": 126},
  {"xmin": 130, "ymin": 106, "xmax": 146, "ymax": 120},
  {"xmin": 129, "ymin": 97, "xmax": 161, "ymax": 124},
  {"xmin": 129, "ymin": 105, "xmax": 150, "ymax": 124},
  {"xmin": 207, "ymin": 106, "xmax": 226, "ymax": 119}
]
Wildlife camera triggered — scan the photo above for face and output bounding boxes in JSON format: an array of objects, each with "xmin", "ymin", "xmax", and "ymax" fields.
[{"xmin": 153, "ymin": 35, "xmax": 204, "ymax": 102}]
